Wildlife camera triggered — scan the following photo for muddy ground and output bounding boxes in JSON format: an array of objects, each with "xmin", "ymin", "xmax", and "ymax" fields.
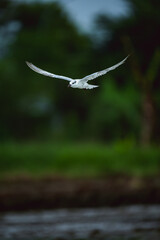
[{"xmin": 0, "ymin": 175, "xmax": 160, "ymax": 211}]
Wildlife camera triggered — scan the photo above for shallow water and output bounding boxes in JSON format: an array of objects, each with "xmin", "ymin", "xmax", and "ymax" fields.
[{"xmin": 0, "ymin": 205, "xmax": 160, "ymax": 240}]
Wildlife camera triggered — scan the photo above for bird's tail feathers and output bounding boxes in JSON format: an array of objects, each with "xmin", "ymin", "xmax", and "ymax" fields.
[{"xmin": 86, "ymin": 84, "xmax": 99, "ymax": 89}]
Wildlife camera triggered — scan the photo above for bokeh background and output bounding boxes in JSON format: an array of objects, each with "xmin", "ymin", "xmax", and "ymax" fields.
[{"xmin": 0, "ymin": 0, "xmax": 160, "ymax": 178}]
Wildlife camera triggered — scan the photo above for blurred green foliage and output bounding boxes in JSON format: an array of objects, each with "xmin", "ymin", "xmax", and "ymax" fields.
[
  {"xmin": 95, "ymin": 0, "xmax": 160, "ymax": 144},
  {"xmin": 0, "ymin": 141, "xmax": 160, "ymax": 178},
  {"xmin": 0, "ymin": 0, "xmax": 160, "ymax": 144},
  {"xmin": 0, "ymin": 1, "xmax": 93, "ymax": 141}
]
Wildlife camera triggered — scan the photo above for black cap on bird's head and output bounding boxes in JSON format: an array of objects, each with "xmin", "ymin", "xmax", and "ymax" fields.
[{"xmin": 68, "ymin": 80, "xmax": 76, "ymax": 87}]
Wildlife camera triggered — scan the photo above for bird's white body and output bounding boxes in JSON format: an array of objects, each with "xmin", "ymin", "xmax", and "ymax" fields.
[
  {"xmin": 69, "ymin": 80, "xmax": 98, "ymax": 89},
  {"xmin": 26, "ymin": 55, "xmax": 129, "ymax": 90}
]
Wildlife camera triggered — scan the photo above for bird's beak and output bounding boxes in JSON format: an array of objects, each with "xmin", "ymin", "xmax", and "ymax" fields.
[{"xmin": 68, "ymin": 83, "xmax": 70, "ymax": 87}]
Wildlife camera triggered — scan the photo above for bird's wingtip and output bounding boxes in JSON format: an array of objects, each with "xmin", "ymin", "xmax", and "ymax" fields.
[
  {"xmin": 123, "ymin": 55, "xmax": 130, "ymax": 63},
  {"xmin": 25, "ymin": 61, "xmax": 31, "ymax": 65}
]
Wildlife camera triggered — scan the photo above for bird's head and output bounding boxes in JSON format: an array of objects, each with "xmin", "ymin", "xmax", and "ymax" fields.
[{"xmin": 68, "ymin": 80, "xmax": 77, "ymax": 88}]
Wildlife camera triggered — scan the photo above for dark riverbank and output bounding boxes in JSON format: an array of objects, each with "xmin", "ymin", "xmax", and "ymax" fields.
[{"xmin": 0, "ymin": 175, "xmax": 160, "ymax": 212}]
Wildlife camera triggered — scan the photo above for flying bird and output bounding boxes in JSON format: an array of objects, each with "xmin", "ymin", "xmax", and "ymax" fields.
[{"xmin": 26, "ymin": 55, "xmax": 129, "ymax": 90}]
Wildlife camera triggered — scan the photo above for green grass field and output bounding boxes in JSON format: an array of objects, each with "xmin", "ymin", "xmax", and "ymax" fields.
[{"xmin": 0, "ymin": 141, "xmax": 160, "ymax": 178}]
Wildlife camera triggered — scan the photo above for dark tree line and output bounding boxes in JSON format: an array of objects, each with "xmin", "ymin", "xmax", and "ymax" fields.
[{"xmin": 0, "ymin": 0, "xmax": 160, "ymax": 145}]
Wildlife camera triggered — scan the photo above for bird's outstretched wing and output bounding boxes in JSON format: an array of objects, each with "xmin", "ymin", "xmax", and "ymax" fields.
[
  {"xmin": 26, "ymin": 62, "xmax": 73, "ymax": 82},
  {"xmin": 81, "ymin": 55, "xmax": 129, "ymax": 82}
]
